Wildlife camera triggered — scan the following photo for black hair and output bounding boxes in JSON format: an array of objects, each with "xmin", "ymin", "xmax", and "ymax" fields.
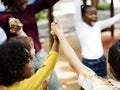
[
  {"xmin": 108, "ymin": 40, "xmax": 120, "ymax": 80},
  {"xmin": 81, "ymin": 4, "xmax": 93, "ymax": 17},
  {"xmin": 0, "ymin": 41, "xmax": 31, "ymax": 86},
  {"xmin": 8, "ymin": 36, "xmax": 34, "ymax": 52}
]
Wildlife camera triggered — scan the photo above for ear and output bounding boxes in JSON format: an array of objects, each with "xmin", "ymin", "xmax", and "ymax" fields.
[
  {"xmin": 108, "ymin": 63, "xmax": 114, "ymax": 73},
  {"xmin": 107, "ymin": 63, "xmax": 115, "ymax": 79}
]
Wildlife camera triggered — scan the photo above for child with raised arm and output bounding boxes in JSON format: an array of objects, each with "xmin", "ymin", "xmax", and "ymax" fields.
[
  {"xmin": 51, "ymin": 18, "xmax": 120, "ymax": 90},
  {"xmin": 0, "ymin": 0, "xmax": 63, "ymax": 89},
  {"xmin": 8, "ymin": 17, "xmax": 53, "ymax": 90},
  {"xmin": 0, "ymin": 25, "xmax": 59, "ymax": 90},
  {"xmin": 74, "ymin": 0, "xmax": 120, "ymax": 78}
]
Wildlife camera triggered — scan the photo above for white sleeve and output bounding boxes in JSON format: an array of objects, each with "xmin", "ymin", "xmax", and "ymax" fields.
[
  {"xmin": 74, "ymin": 0, "xmax": 83, "ymax": 28},
  {"xmin": 0, "ymin": 27, "xmax": 7, "ymax": 45},
  {"xmin": 99, "ymin": 14, "xmax": 120, "ymax": 31},
  {"xmin": 78, "ymin": 66, "xmax": 117, "ymax": 90}
]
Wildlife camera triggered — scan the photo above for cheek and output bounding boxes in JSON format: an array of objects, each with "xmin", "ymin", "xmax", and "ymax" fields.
[
  {"xmin": 23, "ymin": 61, "xmax": 33, "ymax": 78},
  {"xmin": 31, "ymin": 48, "xmax": 35, "ymax": 57}
]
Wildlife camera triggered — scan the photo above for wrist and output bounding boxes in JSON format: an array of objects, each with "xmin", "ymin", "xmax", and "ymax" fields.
[{"xmin": 53, "ymin": 38, "xmax": 59, "ymax": 43}]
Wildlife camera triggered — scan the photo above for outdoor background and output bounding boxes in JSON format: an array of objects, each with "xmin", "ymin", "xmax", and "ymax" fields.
[
  {"xmin": 1, "ymin": 0, "xmax": 120, "ymax": 90},
  {"xmin": 38, "ymin": 0, "xmax": 120, "ymax": 90}
]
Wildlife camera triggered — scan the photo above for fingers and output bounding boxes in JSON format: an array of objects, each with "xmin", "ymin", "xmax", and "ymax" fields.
[
  {"xmin": 54, "ymin": 17, "xmax": 59, "ymax": 23},
  {"xmin": 9, "ymin": 18, "xmax": 23, "ymax": 27},
  {"xmin": 50, "ymin": 30, "xmax": 55, "ymax": 35},
  {"xmin": 51, "ymin": 17, "xmax": 59, "ymax": 26},
  {"xmin": 9, "ymin": 18, "xmax": 23, "ymax": 34},
  {"xmin": 51, "ymin": 21, "xmax": 57, "ymax": 26}
]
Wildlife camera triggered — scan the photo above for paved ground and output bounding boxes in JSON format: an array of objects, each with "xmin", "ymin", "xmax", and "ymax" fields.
[{"xmin": 37, "ymin": 1, "xmax": 120, "ymax": 90}]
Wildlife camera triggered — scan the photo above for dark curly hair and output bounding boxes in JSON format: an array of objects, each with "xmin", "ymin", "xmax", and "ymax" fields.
[
  {"xmin": 1, "ymin": 0, "xmax": 16, "ymax": 7},
  {"xmin": 108, "ymin": 40, "xmax": 120, "ymax": 80},
  {"xmin": 0, "ymin": 41, "xmax": 31, "ymax": 86},
  {"xmin": 8, "ymin": 36, "xmax": 34, "ymax": 53}
]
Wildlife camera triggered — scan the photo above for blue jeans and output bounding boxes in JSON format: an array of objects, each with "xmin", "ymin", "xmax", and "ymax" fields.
[
  {"xmin": 33, "ymin": 49, "xmax": 63, "ymax": 90},
  {"xmin": 82, "ymin": 55, "xmax": 107, "ymax": 77}
]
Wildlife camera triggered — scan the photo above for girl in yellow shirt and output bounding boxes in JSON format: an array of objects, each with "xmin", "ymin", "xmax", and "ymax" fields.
[{"xmin": 0, "ymin": 18, "xmax": 59, "ymax": 90}]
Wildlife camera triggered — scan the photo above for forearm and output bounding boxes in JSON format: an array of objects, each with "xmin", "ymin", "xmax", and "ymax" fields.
[
  {"xmin": 74, "ymin": 0, "xmax": 82, "ymax": 27},
  {"xmin": 99, "ymin": 14, "xmax": 120, "ymax": 30},
  {"xmin": 16, "ymin": 30, "xmax": 27, "ymax": 37},
  {"xmin": 48, "ymin": 0, "xmax": 59, "ymax": 7},
  {"xmin": 19, "ymin": 51, "xmax": 58, "ymax": 89},
  {"xmin": 56, "ymin": 30, "xmax": 82, "ymax": 74},
  {"xmin": 33, "ymin": 0, "xmax": 59, "ymax": 13},
  {"xmin": 51, "ymin": 39, "xmax": 59, "ymax": 52}
]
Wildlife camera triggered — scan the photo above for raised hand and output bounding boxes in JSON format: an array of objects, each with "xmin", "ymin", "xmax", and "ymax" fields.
[
  {"xmin": 51, "ymin": 17, "xmax": 63, "ymax": 36},
  {"xmin": 9, "ymin": 18, "xmax": 23, "ymax": 34}
]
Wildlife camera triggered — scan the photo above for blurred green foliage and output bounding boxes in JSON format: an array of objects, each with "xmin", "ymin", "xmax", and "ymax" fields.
[
  {"xmin": 35, "ymin": 10, "xmax": 47, "ymax": 21},
  {"xmin": 97, "ymin": 3, "xmax": 110, "ymax": 10}
]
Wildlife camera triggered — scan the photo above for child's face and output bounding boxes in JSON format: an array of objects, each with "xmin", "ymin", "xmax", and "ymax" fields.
[
  {"xmin": 23, "ymin": 59, "xmax": 33, "ymax": 78},
  {"xmin": 83, "ymin": 7, "xmax": 97, "ymax": 26},
  {"xmin": 22, "ymin": 43, "xmax": 35, "ymax": 78}
]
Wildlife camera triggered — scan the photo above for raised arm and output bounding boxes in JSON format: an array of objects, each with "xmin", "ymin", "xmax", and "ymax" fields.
[
  {"xmin": 74, "ymin": 0, "xmax": 83, "ymax": 28},
  {"xmin": 51, "ymin": 18, "xmax": 120, "ymax": 90},
  {"xmin": 51, "ymin": 18, "xmax": 83, "ymax": 74},
  {"xmin": 9, "ymin": 18, "xmax": 27, "ymax": 37},
  {"xmin": 31, "ymin": 0, "xmax": 59, "ymax": 13},
  {"xmin": 99, "ymin": 14, "xmax": 120, "ymax": 31}
]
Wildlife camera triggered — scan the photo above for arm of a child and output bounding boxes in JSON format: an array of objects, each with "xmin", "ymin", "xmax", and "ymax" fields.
[
  {"xmin": 99, "ymin": 14, "xmax": 120, "ymax": 31},
  {"xmin": 74, "ymin": 0, "xmax": 83, "ymax": 28},
  {"xmin": 7, "ymin": 38, "xmax": 59, "ymax": 90},
  {"xmin": 32, "ymin": 0, "xmax": 59, "ymax": 13},
  {"xmin": 51, "ymin": 18, "xmax": 82, "ymax": 74},
  {"xmin": 51, "ymin": 18, "xmax": 120, "ymax": 90},
  {"xmin": 9, "ymin": 18, "xmax": 27, "ymax": 37}
]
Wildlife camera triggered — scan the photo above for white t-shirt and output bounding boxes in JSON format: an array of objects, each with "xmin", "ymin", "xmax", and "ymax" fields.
[
  {"xmin": 0, "ymin": 27, "xmax": 7, "ymax": 45},
  {"xmin": 74, "ymin": 0, "xmax": 120, "ymax": 59},
  {"xmin": 78, "ymin": 65, "xmax": 120, "ymax": 90}
]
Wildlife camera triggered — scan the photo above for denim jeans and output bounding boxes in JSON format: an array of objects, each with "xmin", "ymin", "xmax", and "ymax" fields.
[
  {"xmin": 82, "ymin": 55, "xmax": 107, "ymax": 77},
  {"xmin": 32, "ymin": 48, "xmax": 63, "ymax": 90}
]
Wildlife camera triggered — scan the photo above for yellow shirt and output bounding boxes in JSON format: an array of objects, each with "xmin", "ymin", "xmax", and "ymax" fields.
[{"xmin": 5, "ymin": 51, "xmax": 58, "ymax": 90}]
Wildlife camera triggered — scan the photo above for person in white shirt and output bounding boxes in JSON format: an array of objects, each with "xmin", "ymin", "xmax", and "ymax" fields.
[
  {"xmin": 0, "ymin": 27, "xmax": 7, "ymax": 45},
  {"xmin": 74, "ymin": 0, "xmax": 120, "ymax": 78},
  {"xmin": 51, "ymin": 18, "xmax": 120, "ymax": 90},
  {"xmin": 107, "ymin": 40, "xmax": 120, "ymax": 87}
]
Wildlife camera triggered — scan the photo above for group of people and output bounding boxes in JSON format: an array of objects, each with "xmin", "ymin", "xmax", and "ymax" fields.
[
  {"xmin": 0, "ymin": 0, "xmax": 120, "ymax": 90},
  {"xmin": 0, "ymin": 0, "xmax": 63, "ymax": 90}
]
